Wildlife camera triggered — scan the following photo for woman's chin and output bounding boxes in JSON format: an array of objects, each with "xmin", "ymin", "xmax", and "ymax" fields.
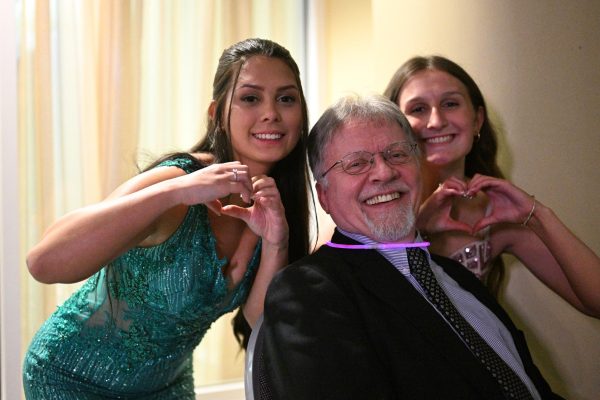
[{"xmin": 425, "ymin": 155, "xmax": 454, "ymax": 167}]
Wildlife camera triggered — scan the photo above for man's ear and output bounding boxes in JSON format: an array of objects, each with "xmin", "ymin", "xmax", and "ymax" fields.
[
  {"xmin": 208, "ymin": 100, "xmax": 217, "ymax": 120},
  {"xmin": 316, "ymin": 181, "xmax": 330, "ymax": 214}
]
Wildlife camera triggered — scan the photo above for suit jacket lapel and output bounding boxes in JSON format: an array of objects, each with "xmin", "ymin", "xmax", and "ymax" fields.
[
  {"xmin": 434, "ymin": 254, "xmax": 556, "ymax": 398},
  {"xmin": 328, "ymin": 230, "xmax": 503, "ymax": 398}
]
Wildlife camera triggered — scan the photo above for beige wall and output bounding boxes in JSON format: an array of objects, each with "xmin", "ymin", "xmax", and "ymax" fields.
[{"xmin": 316, "ymin": 1, "xmax": 600, "ymax": 399}]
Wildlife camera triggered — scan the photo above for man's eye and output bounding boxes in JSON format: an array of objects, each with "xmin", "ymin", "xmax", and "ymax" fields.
[
  {"xmin": 389, "ymin": 151, "xmax": 408, "ymax": 159},
  {"xmin": 345, "ymin": 158, "xmax": 369, "ymax": 169}
]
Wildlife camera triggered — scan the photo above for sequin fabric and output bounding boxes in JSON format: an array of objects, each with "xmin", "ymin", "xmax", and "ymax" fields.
[
  {"xmin": 23, "ymin": 157, "xmax": 261, "ymax": 399},
  {"xmin": 450, "ymin": 237, "xmax": 492, "ymax": 279}
]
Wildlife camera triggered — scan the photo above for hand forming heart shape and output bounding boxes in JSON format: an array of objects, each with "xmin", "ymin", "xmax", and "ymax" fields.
[{"xmin": 417, "ymin": 174, "xmax": 535, "ymax": 236}]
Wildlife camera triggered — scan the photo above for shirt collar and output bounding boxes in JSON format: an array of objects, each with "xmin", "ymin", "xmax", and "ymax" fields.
[
  {"xmin": 336, "ymin": 227, "xmax": 423, "ymax": 244},
  {"xmin": 336, "ymin": 228, "xmax": 428, "ymax": 252}
]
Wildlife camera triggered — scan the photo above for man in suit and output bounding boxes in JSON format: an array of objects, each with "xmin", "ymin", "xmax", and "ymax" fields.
[{"xmin": 255, "ymin": 94, "xmax": 561, "ymax": 399}]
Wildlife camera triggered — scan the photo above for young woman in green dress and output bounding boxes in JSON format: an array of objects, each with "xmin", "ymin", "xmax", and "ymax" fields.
[{"xmin": 23, "ymin": 38, "xmax": 312, "ymax": 399}]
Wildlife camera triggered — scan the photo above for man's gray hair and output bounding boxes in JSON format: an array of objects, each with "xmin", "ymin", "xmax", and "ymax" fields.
[{"xmin": 307, "ymin": 94, "xmax": 420, "ymax": 181}]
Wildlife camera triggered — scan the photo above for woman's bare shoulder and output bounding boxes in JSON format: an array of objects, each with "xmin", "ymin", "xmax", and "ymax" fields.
[{"xmin": 191, "ymin": 152, "xmax": 215, "ymax": 165}]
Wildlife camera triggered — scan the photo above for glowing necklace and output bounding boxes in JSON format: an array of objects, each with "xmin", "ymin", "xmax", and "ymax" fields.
[{"xmin": 325, "ymin": 241, "xmax": 430, "ymax": 250}]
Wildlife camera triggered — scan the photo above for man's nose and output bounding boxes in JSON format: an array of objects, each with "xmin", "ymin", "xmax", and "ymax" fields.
[{"xmin": 368, "ymin": 154, "xmax": 397, "ymax": 181}]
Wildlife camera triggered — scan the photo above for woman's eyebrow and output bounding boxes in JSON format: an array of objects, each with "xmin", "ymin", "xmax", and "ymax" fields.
[{"xmin": 237, "ymin": 83, "xmax": 298, "ymax": 91}]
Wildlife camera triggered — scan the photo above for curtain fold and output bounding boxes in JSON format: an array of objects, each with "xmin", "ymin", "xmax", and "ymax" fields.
[{"xmin": 20, "ymin": 0, "xmax": 305, "ymax": 388}]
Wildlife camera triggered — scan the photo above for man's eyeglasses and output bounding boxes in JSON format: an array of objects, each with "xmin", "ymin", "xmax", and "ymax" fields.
[{"xmin": 320, "ymin": 141, "xmax": 417, "ymax": 178}]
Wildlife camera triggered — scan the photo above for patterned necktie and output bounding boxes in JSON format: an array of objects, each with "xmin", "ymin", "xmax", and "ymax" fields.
[{"xmin": 406, "ymin": 247, "xmax": 534, "ymax": 400}]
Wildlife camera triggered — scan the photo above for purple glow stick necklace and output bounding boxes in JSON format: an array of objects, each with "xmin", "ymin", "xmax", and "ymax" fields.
[{"xmin": 325, "ymin": 241, "xmax": 430, "ymax": 250}]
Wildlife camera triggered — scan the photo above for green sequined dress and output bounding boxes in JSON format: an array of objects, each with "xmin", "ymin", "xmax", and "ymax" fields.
[{"xmin": 23, "ymin": 157, "xmax": 260, "ymax": 399}]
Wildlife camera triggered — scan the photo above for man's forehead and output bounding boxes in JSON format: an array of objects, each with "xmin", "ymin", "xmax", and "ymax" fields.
[
  {"xmin": 331, "ymin": 119, "xmax": 408, "ymax": 149},
  {"xmin": 341, "ymin": 116, "xmax": 397, "ymax": 129}
]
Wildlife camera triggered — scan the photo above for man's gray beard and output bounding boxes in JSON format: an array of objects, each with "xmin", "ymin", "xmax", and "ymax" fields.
[{"xmin": 364, "ymin": 201, "xmax": 416, "ymax": 242}]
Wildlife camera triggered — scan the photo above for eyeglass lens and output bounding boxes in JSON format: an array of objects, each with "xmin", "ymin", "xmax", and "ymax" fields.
[{"xmin": 341, "ymin": 142, "xmax": 415, "ymax": 175}]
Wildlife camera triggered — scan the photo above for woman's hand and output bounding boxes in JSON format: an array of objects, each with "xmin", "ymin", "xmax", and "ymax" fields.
[
  {"xmin": 417, "ymin": 177, "xmax": 473, "ymax": 235},
  {"xmin": 175, "ymin": 161, "xmax": 254, "ymax": 214},
  {"xmin": 220, "ymin": 175, "xmax": 289, "ymax": 248},
  {"xmin": 467, "ymin": 174, "xmax": 535, "ymax": 233}
]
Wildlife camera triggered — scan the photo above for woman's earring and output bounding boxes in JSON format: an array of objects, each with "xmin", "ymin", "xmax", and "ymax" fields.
[{"xmin": 475, "ymin": 132, "xmax": 481, "ymax": 142}]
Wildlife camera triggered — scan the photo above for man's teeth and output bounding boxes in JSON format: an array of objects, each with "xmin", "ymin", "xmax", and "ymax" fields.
[
  {"xmin": 426, "ymin": 135, "xmax": 452, "ymax": 144},
  {"xmin": 254, "ymin": 133, "xmax": 282, "ymax": 140},
  {"xmin": 366, "ymin": 192, "xmax": 400, "ymax": 205}
]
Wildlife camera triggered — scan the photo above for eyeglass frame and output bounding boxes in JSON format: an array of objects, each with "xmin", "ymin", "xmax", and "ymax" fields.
[{"xmin": 320, "ymin": 141, "xmax": 418, "ymax": 178}]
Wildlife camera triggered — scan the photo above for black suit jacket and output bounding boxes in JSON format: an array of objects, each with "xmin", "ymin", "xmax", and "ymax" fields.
[{"xmin": 259, "ymin": 230, "xmax": 562, "ymax": 400}]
